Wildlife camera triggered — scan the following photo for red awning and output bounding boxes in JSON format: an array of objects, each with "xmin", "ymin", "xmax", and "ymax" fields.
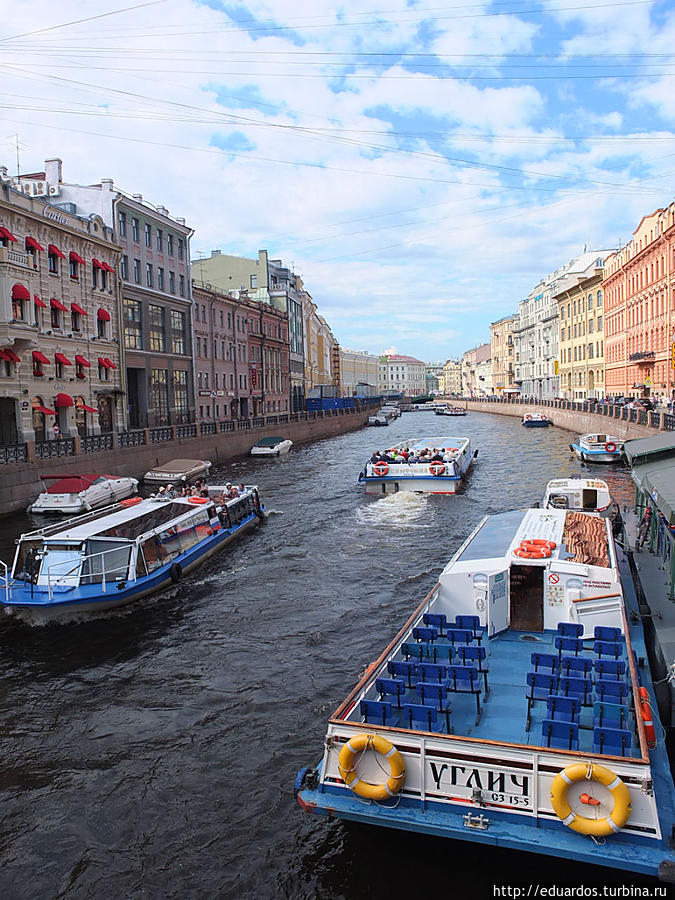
[
  {"xmin": 25, "ymin": 236, "xmax": 44, "ymax": 252},
  {"xmin": 104, "ymin": 357, "xmax": 117, "ymax": 369},
  {"xmin": 71, "ymin": 302, "xmax": 87, "ymax": 315},
  {"xmin": 69, "ymin": 250, "xmax": 85, "ymax": 265},
  {"xmin": 0, "ymin": 226, "xmax": 18, "ymax": 242},
  {"xmin": 55, "ymin": 392, "xmax": 74, "ymax": 408},
  {"xmin": 79, "ymin": 404, "xmax": 98, "ymax": 414},
  {"xmin": 97, "ymin": 308, "xmax": 111, "ymax": 322},
  {"xmin": 50, "ymin": 297, "xmax": 68, "ymax": 312},
  {"xmin": 32, "ymin": 350, "xmax": 50, "ymax": 364},
  {"xmin": 3, "ymin": 348, "xmax": 21, "ymax": 362},
  {"xmin": 98, "ymin": 357, "xmax": 111, "ymax": 368},
  {"xmin": 48, "ymin": 243, "xmax": 66, "ymax": 259},
  {"xmin": 92, "ymin": 258, "xmax": 104, "ymax": 269},
  {"xmin": 34, "ymin": 294, "xmax": 47, "ymax": 308},
  {"xmin": 54, "ymin": 353, "xmax": 72, "ymax": 366},
  {"xmin": 75, "ymin": 355, "xmax": 91, "ymax": 367},
  {"xmin": 11, "ymin": 283, "xmax": 30, "ymax": 301},
  {"xmin": 33, "ymin": 405, "xmax": 56, "ymax": 415},
  {"xmin": 0, "ymin": 351, "xmax": 9, "ymax": 362},
  {"xmin": 102, "ymin": 261, "xmax": 115, "ymax": 273}
]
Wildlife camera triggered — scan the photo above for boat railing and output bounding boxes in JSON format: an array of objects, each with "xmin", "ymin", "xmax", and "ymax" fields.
[
  {"xmin": 44, "ymin": 547, "xmax": 134, "ymax": 600},
  {"xmin": 19, "ymin": 502, "xmax": 125, "ymax": 541},
  {"xmin": 0, "ymin": 560, "xmax": 9, "ymax": 606}
]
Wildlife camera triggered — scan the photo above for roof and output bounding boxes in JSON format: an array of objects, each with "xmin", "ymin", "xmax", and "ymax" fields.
[
  {"xmin": 622, "ymin": 434, "xmax": 675, "ymax": 466},
  {"xmin": 381, "ymin": 355, "xmax": 426, "ymax": 365},
  {"xmin": 631, "ymin": 457, "xmax": 675, "ymax": 526}
]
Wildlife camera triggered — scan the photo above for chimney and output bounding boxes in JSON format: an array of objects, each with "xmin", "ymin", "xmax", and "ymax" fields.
[
  {"xmin": 132, "ymin": 193, "xmax": 143, "ymax": 202},
  {"xmin": 101, "ymin": 178, "xmax": 114, "ymax": 191},
  {"xmin": 45, "ymin": 157, "xmax": 63, "ymax": 186}
]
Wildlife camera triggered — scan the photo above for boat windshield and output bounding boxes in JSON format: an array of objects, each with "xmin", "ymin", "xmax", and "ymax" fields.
[
  {"xmin": 81, "ymin": 540, "xmax": 133, "ymax": 584},
  {"xmin": 457, "ymin": 509, "xmax": 525, "ymax": 562}
]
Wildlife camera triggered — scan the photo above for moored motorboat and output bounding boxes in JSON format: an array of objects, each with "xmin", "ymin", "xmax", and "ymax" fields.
[
  {"xmin": 28, "ymin": 474, "xmax": 138, "ymax": 515},
  {"xmin": 367, "ymin": 414, "xmax": 389, "ymax": 427},
  {"xmin": 522, "ymin": 413, "xmax": 550, "ymax": 428},
  {"xmin": 540, "ymin": 477, "xmax": 622, "ymax": 535},
  {"xmin": 143, "ymin": 458, "xmax": 211, "ymax": 484},
  {"xmin": 0, "ymin": 486, "xmax": 264, "ymax": 617},
  {"xmin": 359, "ymin": 438, "xmax": 475, "ymax": 494},
  {"xmin": 570, "ymin": 433, "xmax": 623, "ymax": 463},
  {"xmin": 250, "ymin": 436, "xmax": 293, "ymax": 457},
  {"xmin": 296, "ymin": 506, "xmax": 675, "ymax": 881}
]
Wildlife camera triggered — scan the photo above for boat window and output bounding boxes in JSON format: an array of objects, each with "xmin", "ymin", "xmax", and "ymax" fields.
[
  {"xmin": 95, "ymin": 502, "xmax": 194, "ymax": 541},
  {"xmin": 457, "ymin": 509, "xmax": 525, "ymax": 562},
  {"xmin": 140, "ymin": 535, "xmax": 171, "ymax": 573},
  {"xmin": 12, "ymin": 539, "xmax": 43, "ymax": 581},
  {"xmin": 135, "ymin": 546, "xmax": 147, "ymax": 578},
  {"xmin": 81, "ymin": 539, "xmax": 132, "ymax": 583},
  {"xmin": 38, "ymin": 545, "xmax": 84, "ymax": 585},
  {"xmin": 227, "ymin": 496, "xmax": 252, "ymax": 526},
  {"xmin": 582, "ymin": 489, "xmax": 598, "ymax": 510}
]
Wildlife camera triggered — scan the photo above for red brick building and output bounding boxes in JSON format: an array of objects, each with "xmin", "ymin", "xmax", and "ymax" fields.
[{"xmin": 245, "ymin": 298, "xmax": 289, "ymax": 417}]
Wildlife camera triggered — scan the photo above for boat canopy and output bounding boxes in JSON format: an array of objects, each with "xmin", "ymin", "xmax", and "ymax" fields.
[
  {"xmin": 255, "ymin": 436, "xmax": 286, "ymax": 447},
  {"xmin": 630, "ymin": 457, "xmax": 675, "ymax": 526},
  {"xmin": 41, "ymin": 475, "xmax": 106, "ymax": 493},
  {"xmin": 45, "ymin": 500, "xmax": 195, "ymax": 543}
]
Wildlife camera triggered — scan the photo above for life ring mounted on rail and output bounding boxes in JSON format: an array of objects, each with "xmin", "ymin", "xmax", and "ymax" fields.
[
  {"xmin": 524, "ymin": 414, "xmax": 533, "ymax": 421},
  {"xmin": 373, "ymin": 461, "xmax": 389, "ymax": 477},
  {"xmin": 550, "ymin": 763, "xmax": 631, "ymax": 837},
  {"xmin": 429, "ymin": 462, "xmax": 446, "ymax": 476},
  {"xmin": 605, "ymin": 442, "xmax": 617, "ymax": 453},
  {"xmin": 338, "ymin": 732, "xmax": 406, "ymax": 801}
]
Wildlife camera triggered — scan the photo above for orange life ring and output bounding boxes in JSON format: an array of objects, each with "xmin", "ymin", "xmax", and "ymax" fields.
[
  {"xmin": 188, "ymin": 496, "xmax": 209, "ymax": 504},
  {"xmin": 514, "ymin": 547, "xmax": 543, "ymax": 559},
  {"xmin": 639, "ymin": 687, "xmax": 656, "ymax": 748},
  {"xmin": 525, "ymin": 414, "xmax": 533, "ymax": 420},
  {"xmin": 522, "ymin": 539, "xmax": 557, "ymax": 550},
  {"xmin": 605, "ymin": 442, "xmax": 617, "ymax": 453},
  {"xmin": 373, "ymin": 461, "xmax": 389, "ymax": 476},
  {"xmin": 429, "ymin": 462, "xmax": 445, "ymax": 476},
  {"xmin": 445, "ymin": 447, "xmax": 459, "ymax": 453},
  {"xmin": 120, "ymin": 497, "xmax": 142, "ymax": 507}
]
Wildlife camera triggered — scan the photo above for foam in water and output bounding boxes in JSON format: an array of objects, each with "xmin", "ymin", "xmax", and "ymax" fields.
[{"xmin": 355, "ymin": 491, "xmax": 432, "ymax": 528}]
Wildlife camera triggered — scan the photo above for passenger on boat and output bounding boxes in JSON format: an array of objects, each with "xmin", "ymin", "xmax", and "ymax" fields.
[
  {"xmin": 370, "ymin": 452, "xmax": 381, "ymax": 463},
  {"xmin": 638, "ymin": 507, "xmax": 652, "ymax": 549},
  {"xmin": 430, "ymin": 449, "xmax": 444, "ymax": 462},
  {"xmin": 238, "ymin": 483, "xmax": 246, "ymax": 494}
]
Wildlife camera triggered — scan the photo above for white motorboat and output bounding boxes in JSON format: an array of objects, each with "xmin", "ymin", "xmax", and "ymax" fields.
[
  {"xmin": 359, "ymin": 437, "xmax": 476, "ymax": 494},
  {"xmin": 367, "ymin": 414, "xmax": 389, "ymax": 427},
  {"xmin": 143, "ymin": 459, "xmax": 211, "ymax": 484},
  {"xmin": 28, "ymin": 474, "xmax": 138, "ymax": 515},
  {"xmin": 540, "ymin": 477, "xmax": 623, "ymax": 535},
  {"xmin": 570, "ymin": 433, "xmax": 623, "ymax": 463},
  {"xmin": 250, "ymin": 436, "xmax": 293, "ymax": 456},
  {"xmin": 522, "ymin": 413, "xmax": 550, "ymax": 428}
]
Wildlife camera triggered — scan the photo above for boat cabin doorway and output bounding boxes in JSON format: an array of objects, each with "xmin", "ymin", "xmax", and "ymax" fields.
[{"xmin": 509, "ymin": 565, "xmax": 544, "ymax": 631}]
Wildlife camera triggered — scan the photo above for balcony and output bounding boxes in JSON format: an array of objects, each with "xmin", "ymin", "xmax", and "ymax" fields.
[
  {"xmin": 0, "ymin": 246, "xmax": 31, "ymax": 269},
  {"xmin": 629, "ymin": 351, "xmax": 655, "ymax": 364}
]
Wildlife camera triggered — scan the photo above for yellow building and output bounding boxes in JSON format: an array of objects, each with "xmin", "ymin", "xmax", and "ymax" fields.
[
  {"xmin": 442, "ymin": 359, "xmax": 462, "ymax": 396},
  {"xmin": 555, "ymin": 262, "xmax": 605, "ymax": 399},
  {"xmin": 490, "ymin": 314, "xmax": 517, "ymax": 393}
]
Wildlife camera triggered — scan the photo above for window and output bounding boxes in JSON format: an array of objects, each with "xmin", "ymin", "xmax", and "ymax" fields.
[
  {"xmin": 158, "ymin": 267, "xmax": 165, "ymax": 291},
  {"xmin": 177, "ymin": 238, "xmax": 184, "ymax": 260},
  {"xmin": 170, "ymin": 309, "xmax": 185, "ymax": 354},
  {"xmin": 124, "ymin": 300, "xmax": 143, "ymax": 349},
  {"xmin": 589, "ymin": 319, "xmax": 594, "ymax": 333},
  {"xmin": 132, "ymin": 218, "xmax": 139, "ymax": 241},
  {"xmin": 201, "ymin": 304, "xmax": 206, "ymax": 323},
  {"xmin": 99, "ymin": 360, "xmax": 109, "ymax": 381},
  {"xmin": 48, "ymin": 249, "xmax": 59, "ymax": 274},
  {"xmin": 12, "ymin": 294, "xmax": 25, "ymax": 321},
  {"xmin": 597, "ymin": 290, "xmax": 603, "ymax": 308},
  {"xmin": 250, "ymin": 274, "xmax": 258, "ymax": 289},
  {"xmin": 55, "ymin": 358, "xmax": 64, "ymax": 379},
  {"xmin": 179, "ymin": 275, "xmax": 185, "ymax": 297},
  {"xmin": 150, "ymin": 369, "xmax": 169, "ymax": 424},
  {"xmin": 97, "ymin": 314, "xmax": 108, "ymax": 339},
  {"xmin": 167, "ymin": 234, "xmax": 174, "ymax": 256},
  {"xmin": 69, "ymin": 258, "xmax": 79, "ymax": 280},
  {"xmin": 588, "ymin": 294, "xmax": 593, "ymax": 310},
  {"xmin": 156, "ymin": 229, "xmax": 163, "ymax": 251},
  {"xmin": 146, "ymin": 263, "xmax": 153, "ymax": 288},
  {"xmin": 133, "ymin": 258, "xmax": 141, "ymax": 284},
  {"xmin": 173, "ymin": 370, "xmax": 189, "ymax": 421},
  {"xmin": 169, "ymin": 271, "xmax": 175, "ymax": 294},
  {"xmin": 120, "ymin": 255, "xmax": 128, "ymax": 280},
  {"xmin": 71, "ymin": 310, "xmax": 81, "ymax": 332},
  {"xmin": 149, "ymin": 305, "xmax": 165, "ymax": 351},
  {"xmin": 118, "ymin": 211, "xmax": 127, "ymax": 237},
  {"xmin": 144, "ymin": 223, "xmax": 151, "ymax": 247},
  {"xmin": 51, "ymin": 306, "xmax": 61, "ymax": 330},
  {"xmin": 597, "ymin": 315, "xmax": 603, "ymax": 330},
  {"xmin": 219, "ymin": 310, "xmax": 224, "ymax": 326}
]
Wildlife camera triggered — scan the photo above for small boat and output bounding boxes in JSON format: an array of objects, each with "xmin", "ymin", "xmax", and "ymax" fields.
[
  {"xmin": 28, "ymin": 474, "xmax": 138, "ymax": 515},
  {"xmin": 0, "ymin": 486, "xmax": 264, "ymax": 617},
  {"xmin": 570, "ymin": 433, "xmax": 623, "ymax": 463},
  {"xmin": 540, "ymin": 477, "xmax": 623, "ymax": 535},
  {"xmin": 250, "ymin": 436, "xmax": 293, "ymax": 457},
  {"xmin": 522, "ymin": 413, "xmax": 550, "ymax": 428},
  {"xmin": 435, "ymin": 406, "xmax": 468, "ymax": 417},
  {"xmin": 380, "ymin": 404, "xmax": 401, "ymax": 419},
  {"xmin": 359, "ymin": 438, "xmax": 475, "ymax": 494},
  {"xmin": 296, "ymin": 506, "xmax": 675, "ymax": 881},
  {"xmin": 144, "ymin": 458, "xmax": 211, "ymax": 484},
  {"xmin": 367, "ymin": 414, "xmax": 389, "ymax": 427}
]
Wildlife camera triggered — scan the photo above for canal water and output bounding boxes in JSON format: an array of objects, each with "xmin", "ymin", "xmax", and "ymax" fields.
[{"xmin": 0, "ymin": 412, "xmax": 652, "ymax": 898}]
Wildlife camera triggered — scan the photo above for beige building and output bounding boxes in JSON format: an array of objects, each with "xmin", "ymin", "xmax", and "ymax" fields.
[
  {"xmin": 339, "ymin": 348, "xmax": 379, "ymax": 396},
  {"xmin": 0, "ymin": 175, "xmax": 124, "ymax": 447},
  {"xmin": 441, "ymin": 359, "xmax": 462, "ymax": 396},
  {"xmin": 304, "ymin": 293, "xmax": 338, "ymax": 391},
  {"xmin": 490, "ymin": 314, "xmax": 517, "ymax": 393},
  {"xmin": 555, "ymin": 260, "xmax": 606, "ymax": 399},
  {"xmin": 378, "ymin": 354, "xmax": 426, "ymax": 396},
  {"xmin": 475, "ymin": 356, "xmax": 493, "ymax": 395}
]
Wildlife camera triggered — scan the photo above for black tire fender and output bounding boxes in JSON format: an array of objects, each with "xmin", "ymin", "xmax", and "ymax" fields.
[{"xmin": 170, "ymin": 562, "xmax": 182, "ymax": 584}]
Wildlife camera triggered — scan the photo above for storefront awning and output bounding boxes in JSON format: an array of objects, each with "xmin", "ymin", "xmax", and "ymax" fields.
[
  {"xmin": 33, "ymin": 405, "xmax": 56, "ymax": 415},
  {"xmin": 34, "ymin": 294, "xmax": 47, "ymax": 308},
  {"xmin": 11, "ymin": 283, "xmax": 30, "ymax": 301},
  {"xmin": 3, "ymin": 348, "xmax": 21, "ymax": 362},
  {"xmin": 55, "ymin": 393, "xmax": 74, "ymax": 408},
  {"xmin": 104, "ymin": 358, "xmax": 117, "ymax": 369},
  {"xmin": 97, "ymin": 308, "xmax": 111, "ymax": 321},
  {"xmin": 0, "ymin": 226, "xmax": 17, "ymax": 242},
  {"xmin": 92, "ymin": 258, "xmax": 104, "ymax": 269},
  {"xmin": 69, "ymin": 250, "xmax": 85, "ymax": 265},
  {"xmin": 71, "ymin": 302, "xmax": 87, "ymax": 315},
  {"xmin": 32, "ymin": 350, "xmax": 50, "ymax": 364},
  {"xmin": 102, "ymin": 261, "xmax": 115, "ymax": 273},
  {"xmin": 48, "ymin": 243, "xmax": 66, "ymax": 259},
  {"xmin": 25, "ymin": 236, "xmax": 44, "ymax": 252},
  {"xmin": 75, "ymin": 355, "xmax": 90, "ymax": 367},
  {"xmin": 50, "ymin": 297, "xmax": 68, "ymax": 312},
  {"xmin": 54, "ymin": 353, "xmax": 72, "ymax": 366},
  {"xmin": 79, "ymin": 404, "xmax": 98, "ymax": 414}
]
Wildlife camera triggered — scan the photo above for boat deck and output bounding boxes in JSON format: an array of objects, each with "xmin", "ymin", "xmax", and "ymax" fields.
[{"xmin": 349, "ymin": 625, "xmax": 640, "ymax": 758}]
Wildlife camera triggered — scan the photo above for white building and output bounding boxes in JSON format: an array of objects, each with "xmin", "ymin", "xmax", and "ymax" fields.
[
  {"xmin": 379, "ymin": 354, "xmax": 426, "ymax": 396},
  {"xmin": 339, "ymin": 348, "xmax": 379, "ymax": 397}
]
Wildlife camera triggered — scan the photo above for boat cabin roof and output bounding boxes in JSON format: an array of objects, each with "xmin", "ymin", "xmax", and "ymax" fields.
[
  {"xmin": 40, "ymin": 498, "xmax": 201, "ymax": 544},
  {"xmin": 145, "ymin": 458, "xmax": 210, "ymax": 474},
  {"xmin": 255, "ymin": 436, "xmax": 286, "ymax": 446}
]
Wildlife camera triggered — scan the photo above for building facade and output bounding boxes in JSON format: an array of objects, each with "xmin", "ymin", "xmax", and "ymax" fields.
[
  {"xmin": 378, "ymin": 354, "xmax": 426, "ymax": 396},
  {"xmin": 441, "ymin": 359, "xmax": 462, "ymax": 396},
  {"xmin": 475, "ymin": 355, "xmax": 493, "ymax": 395},
  {"xmin": 339, "ymin": 348, "xmax": 379, "ymax": 397},
  {"xmin": 460, "ymin": 343, "xmax": 490, "ymax": 396},
  {"xmin": 555, "ymin": 260, "xmax": 606, "ymax": 400},
  {"xmin": 490, "ymin": 314, "xmax": 517, "ymax": 393},
  {"xmin": 604, "ymin": 207, "xmax": 675, "ymax": 402},
  {"xmin": 0, "ymin": 174, "xmax": 124, "ymax": 445}
]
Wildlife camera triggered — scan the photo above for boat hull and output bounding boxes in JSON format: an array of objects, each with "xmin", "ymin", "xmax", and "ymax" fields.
[
  {"xmin": 570, "ymin": 443, "xmax": 622, "ymax": 464},
  {"xmin": 522, "ymin": 420, "xmax": 550, "ymax": 428},
  {"xmin": 361, "ymin": 474, "xmax": 464, "ymax": 494}
]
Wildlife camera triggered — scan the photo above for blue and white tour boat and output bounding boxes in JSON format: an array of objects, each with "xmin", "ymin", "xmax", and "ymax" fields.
[
  {"xmin": 0, "ymin": 486, "xmax": 264, "ymax": 617},
  {"xmin": 570, "ymin": 433, "xmax": 623, "ymax": 464},
  {"xmin": 359, "ymin": 438, "xmax": 475, "ymax": 494},
  {"xmin": 296, "ymin": 506, "xmax": 675, "ymax": 881},
  {"xmin": 522, "ymin": 413, "xmax": 550, "ymax": 428}
]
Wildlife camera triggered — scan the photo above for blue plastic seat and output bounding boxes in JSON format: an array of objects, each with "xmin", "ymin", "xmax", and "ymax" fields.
[
  {"xmin": 593, "ymin": 701, "xmax": 631, "ymax": 730},
  {"xmin": 594, "ymin": 640, "xmax": 622, "ymax": 660},
  {"xmin": 402, "ymin": 641, "xmax": 433, "ymax": 662},
  {"xmin": 423, "ymin": 612, "xmax": 448, "ymax": 635},
  {"xmin": 446, "ymin": 628, "xmax": 474, "ymax": 647},
  {"xmin": 402, "ymin": 702, "xmax": 438, "ymax": 732},
  {"xmin": 412, "ymin": 625, "xmax": 438, "ymax": 644},
  {"xmin": 595, "ymin": 679, "xmax": 630, "ymax": 704},
  {"xmin": 375, "ymin": 677, "xmax": 406, "ymax": 707},
  {"xmin": 387, "ymin": 659, "xmax": 417, "ymax": 688},
  {"xmin": 455, "ymin": 645, "xmax": 489, "ymax": 694},
  {"xmin": 455, "ymin": 615, "xmax": 486, "ymax": 642},
  {"xmin": 559, "ymin": 655, "xmax": 593, "ymax": 678},
  {"xmin": 446, "ymin": 664, "xmax": 482, "ymax": 724},
  {"xmin": 417, "ymin": 681, "xmax": 452, "ymax": 732},
  {"xmin": 530, "ymin": 652, "xmax": 558, "ymax": 675},
  {"xmin": 593, "ymin": 726, "xmax": 633, "ymax": 756},
  {"xmin": 360, "ymin": 699, "xmax": 394, "ymax": 725},
  {"xmin": 557, "ymin": 622, "xmax": 583, "ymax": 638},
  {"xmin": 546, "ymin": 695, "xmax": 580, "ymax": 723},
  {"xmin": 593, "ymin": 659, "xmax": 626, "ymax": 681},
  {"xmin": 417, "ymin": 662, "xmax": 448, "ymax": 683},
  {"xmin": 542, "ymin": 718, "xmax": 579, "ymax": 750},
  {"xmin": 555, "ymin": 636, "xmax": 583, "ymax": 659},
  {"xmin": 558, "ymin": 676, "xmax": 593, "ymax": 706},
  {"xmin": 526, "ymin": 671, "xmax": 557, "ymax": 730},
  {"xmin": 594, "ymin": 626, "xmax": 621, "ymax": 643}
]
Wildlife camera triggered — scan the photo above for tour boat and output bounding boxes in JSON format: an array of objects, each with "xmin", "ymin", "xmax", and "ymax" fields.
[
  {"xmin": 435, "ymin": 406, "xmax": 467, "ymax": 417},
  {"xmin": 522, "ymin": 413, "xmax": 550, "ymax": 428},
  {"xmin": 143, "ymin": 458, "xmax": 211, "ymax": 485},
  {"xmin": 359, "ymin": 438, "xmax": 475, "ymax": 494},
  {"xmin": 250, "ymin": 436, "xmax": 293, "ymax": 457},
  {"xmin": 570, "ymin": 434, "xmax": 623, "ymax": 464},
  {"xmin": 28, "ymin": 474, "xmax": 138, "ymax": 515},
  {"xmin": 296, "ymin": 506, "xmax": 675, "ymax": 882},
  {"xmin": 0, "ymin": 487, "xmax": 264, "ymax": 617}
]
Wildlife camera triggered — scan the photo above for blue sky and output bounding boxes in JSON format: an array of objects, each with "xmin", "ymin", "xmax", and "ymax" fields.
[{"xmin": 2, "ymin": 0, "xmax": 675, "ymax": 361}]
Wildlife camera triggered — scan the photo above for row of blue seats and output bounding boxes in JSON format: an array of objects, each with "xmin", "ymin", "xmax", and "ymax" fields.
[
  {"xmin": 531, "ymin": 652, "xmax": 627, "ymax": 682},
  {"xmin": 556, "ymin": 623, "xmax": 625, "ymax": 661},
  {"xmin": 399, "ymin": 645, "xmax": 489, "ymax": 691},
  {"xmin": 422, "ymin": 613, "xmax": 485, "ymax": 641},
  {"xmin": 541, "ymin": 718, "xmax": 633, "ymax": 755}
]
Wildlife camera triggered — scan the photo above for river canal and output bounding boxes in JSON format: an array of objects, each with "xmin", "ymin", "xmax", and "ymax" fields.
[{"xmin": 0, "ymin": 411, "xmax": 652, "ymax": 898}]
